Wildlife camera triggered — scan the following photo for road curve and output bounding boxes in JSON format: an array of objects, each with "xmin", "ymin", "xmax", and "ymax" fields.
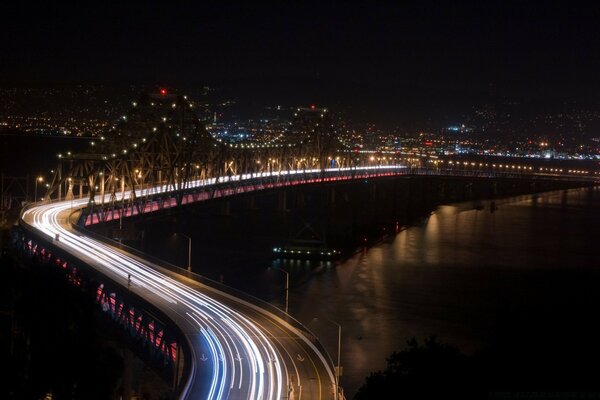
[{"xmin": 21, "ymin": 181, "xmax": 338, "ymax": 399}]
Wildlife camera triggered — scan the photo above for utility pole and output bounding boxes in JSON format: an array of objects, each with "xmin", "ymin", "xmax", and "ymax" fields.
[
  {"xmin": 314, "ymin": 317, "xmax": 342, "ymax": 400},
  {"xmin": 270, "ymin": 267, "xmax": 289, "ymax": 314},
  {"xmin": 176, "ymin": 233, "xmax": 192, "ymax": 271}
]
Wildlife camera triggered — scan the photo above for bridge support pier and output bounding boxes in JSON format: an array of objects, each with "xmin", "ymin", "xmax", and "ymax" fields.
[
  {"xmin": 370, "ymin": 182, "xmax": 377, "ymax": 202},
  {"xmin": 243, "ymin": 195, "xmax": 256, "ymax": 210},
  {"xmin": 439, "ymin": 180, "xmax": 446, "ymax": 200},
  {"xmin": 66, "ymin": 180, "xmax": 74, "ymax": 202},
  {"xmin": 100, "ymin": 178, "xmax": 105, "ymax": 206},
  {"xmin": 122, "ymin": 347, "xmax": 134, "ymax": 400},
  {"xmin": 221, "ymin": 200, "xmax": 231, "ymax": 216},
  {"xmin": 328, "ymin": 186, "xmax": 336, "ymax": 205},
  {"xmin": 296, "ymin": 191, "xmax": 306, "ymax": 208},
  {"xmin": 278, "ymin": 190, "xmax": 288, "ymax": 212},
  {"xmin": 465, "ymin": 181, "xmax": 473, "ymax": 199}
]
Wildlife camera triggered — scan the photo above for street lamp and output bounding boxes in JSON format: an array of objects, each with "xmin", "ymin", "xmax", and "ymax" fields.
[
  {"xmin": 270, "ymin": 267, "xmax": 289, "ymax": 314},
  {"xmin": 34, "ymin": 176, "xmax": 43, "ymax": 202},
  {"xmin": 68, "ymin": 177, "xmax": 73, "ymax": 210},
  {"xmin": 314, "ymin": 317, "xmax": 342, "ymax": 400},
  {"xmin": 175, "ymin": 233, "xmax": 192, "ymax": 271}
]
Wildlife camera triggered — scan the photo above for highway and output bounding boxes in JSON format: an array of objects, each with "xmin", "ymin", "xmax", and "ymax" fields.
[
  {"xmin": 20, "ymin": 173, "xmax": 340, "ymax": 399},
  {"xmin": 19, "ymin": 164, "xmax": 591, "ymax": 399}
]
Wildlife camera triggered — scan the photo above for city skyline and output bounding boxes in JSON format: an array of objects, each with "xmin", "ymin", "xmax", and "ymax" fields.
[{"xmin": 3, "ymin": 2, "xmax": 600, "ymax": 128}]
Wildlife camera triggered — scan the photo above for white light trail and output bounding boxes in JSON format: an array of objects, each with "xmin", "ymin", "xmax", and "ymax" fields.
[{"xmin": 22, "ymin": 168, "xmax": 350, "ymax": 399}]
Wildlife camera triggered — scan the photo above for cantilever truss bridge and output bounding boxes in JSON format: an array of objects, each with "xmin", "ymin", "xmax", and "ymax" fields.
[{"xmin": 45, "ymin": 91, "xmax": 388, "ymax": 209}]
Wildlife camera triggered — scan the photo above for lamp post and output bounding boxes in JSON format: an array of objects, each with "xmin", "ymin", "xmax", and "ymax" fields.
[
  {"xmin": 269, "ymin": 267, "xmax": 289, "ymax": 314},
  {"xmin": 176, "ymin": 233, "xmax": 192, "ymax": 271},
  {"xmin": 281, "ymin": 268, "xmax": 289, "ymax": 314},
  {"xmin": 34, "ymin": 176, "xmax": 43, "ymax": 202},
  {"xmin": 314, "ymin": 317, "xmax": 342, "ymax": 400},
  {"xmin": 67, "ymin": 177, "xmax": 73, "ymax": 210}
]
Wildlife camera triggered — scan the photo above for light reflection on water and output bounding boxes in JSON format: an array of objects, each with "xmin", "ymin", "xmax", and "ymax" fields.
[
  {"xmin": 137, "ymin": 186, "xmax": 599, "ymax": 397},
  {"xmin": 292, "ymin": 186, "xmax": 600, "ymax": 398}
]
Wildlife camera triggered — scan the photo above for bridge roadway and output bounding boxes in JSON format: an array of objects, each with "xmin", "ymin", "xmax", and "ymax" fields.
[
  {"xmin": 21, "ymin": 169, "xmax": 369, "ymax": 399},
  {"xmin": 21, "ymin": 164, "xmax": 581, "ymax": 399}
]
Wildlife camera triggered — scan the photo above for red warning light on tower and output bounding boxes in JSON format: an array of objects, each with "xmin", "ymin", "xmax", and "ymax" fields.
[
  {"xmin": 160, "ymin": 88, "xmax": 167, "ymax": 95},
  {"xmin": 310, "ymin": 104, "xmax": 316, "ymax": 110}
]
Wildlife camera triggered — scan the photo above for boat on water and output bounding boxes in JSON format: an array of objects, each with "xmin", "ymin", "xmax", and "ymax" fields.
[
  {"xmin": 272, "ymin": 221, "xmax": 341, "ymax": 260},
  {"xmin": 273, "ymin": 239, "xmax": 341, "ymax": 260}
]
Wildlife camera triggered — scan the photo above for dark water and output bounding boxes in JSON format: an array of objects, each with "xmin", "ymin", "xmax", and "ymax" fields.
[
  {"xmin": 6, "ymin": 134, "xmax": 600, "ymax": 395},
  {"xmin": 132, "ymin": 186, "xmax": 600, "ymax": 397},
  {"xmin": 292, "ymin": 187, "xmax": 600, "ymax": 397}
]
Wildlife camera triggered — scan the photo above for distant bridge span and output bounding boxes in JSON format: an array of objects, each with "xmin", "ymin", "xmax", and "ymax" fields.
[
  {"xmin": 18, "ymin": 91, "xmax": 599, "ymax": 399},
  {"xmin": 19, "ymin": 164, "xmax": 596, "ymax": 400},
  {"xmin": 77, "ymin": 164, "xmax": 596, "ymax": 228}
]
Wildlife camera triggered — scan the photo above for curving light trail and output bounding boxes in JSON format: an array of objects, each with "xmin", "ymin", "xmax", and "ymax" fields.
[{"xmin": 21, "ymin": 168, "xmax": 360, "ymax": 399}]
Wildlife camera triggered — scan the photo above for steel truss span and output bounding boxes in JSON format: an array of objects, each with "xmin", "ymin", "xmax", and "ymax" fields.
[
  {"xmin": 81, "ymin": 165, "xmax": 410, "ymax": 226},
  {"xmin": 21, "ymin": 170, "xmax": 345, "ymax": 400}
]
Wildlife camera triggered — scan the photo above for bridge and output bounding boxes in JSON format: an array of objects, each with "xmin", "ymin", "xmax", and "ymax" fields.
[{"xmin": 15, "ymin": 91, "xmax": 598, "ymax": 399}]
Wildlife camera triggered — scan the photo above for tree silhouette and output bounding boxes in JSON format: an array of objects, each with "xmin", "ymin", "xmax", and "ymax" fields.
[{"xmin": 354, "ymin": 336, "xmax": 481, "ymax": 400}]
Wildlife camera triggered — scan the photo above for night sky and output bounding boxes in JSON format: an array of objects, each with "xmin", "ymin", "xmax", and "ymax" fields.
[{"xmin": 2, "ymin": 1, "xmax": 600, "ymax": 125}]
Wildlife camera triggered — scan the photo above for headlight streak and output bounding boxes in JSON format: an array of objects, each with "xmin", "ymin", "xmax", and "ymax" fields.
[
  {"xmin": 211, "ymin": 320, "xmax": 241, "ymax": 390},
  {"xmin": 221, "ymin": 317, "xmax": 261, "ymax": 395},
  {"xmin": 186, "ymin": 311, "xmax": 220, "ymax": 397},
  {"xmin": 223, "ymin": 312, "xmax": 286, "ymax": 399},
  {"xmin": 242, "ymin": 318, "xmax": 284, "ymax": 400},
  {"xmin": 201, "ymin": 327, "xmax": 222, "ymax": 400},
  {"xmin": 21, "ymin": 166, "xmax": 364, "ymax": 400},
  {"xmin": 26, "ymin": 201, "xmax": 285, "ymax": 399},
  {"xmin": 188, "ymin": 310, "xmax": 240, "ymax": 393},
  {"xmin": 205, "ymin": 327, "xmax": 227, "ymax": 400}
]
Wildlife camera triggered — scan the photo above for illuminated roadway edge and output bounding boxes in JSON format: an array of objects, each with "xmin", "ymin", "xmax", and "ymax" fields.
[{"xmin": 19, "ymin": 165, "xmax": 413, "ymax": 399}]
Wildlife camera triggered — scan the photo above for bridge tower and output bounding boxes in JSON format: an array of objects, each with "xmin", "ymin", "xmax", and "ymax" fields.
[{"xmin": 42, "ymin": 91, "xmax": 359, "ymax": 206}]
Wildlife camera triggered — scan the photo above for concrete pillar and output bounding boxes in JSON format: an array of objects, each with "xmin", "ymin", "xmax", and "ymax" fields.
[
  {"xmin": 243, "ymin": 195, "xmax": 256, "ymax": 210},
  {"xmin": 221, "ymin": 200, "xmax": 231, "ymax": 216},
  {"xmin": 100, "ymin": 176, "xmax": 105, "ymax": 205},
  {"xmin": 57, "ymin": 167, "xmax": 62, "ymax": 201},
  {"xmin": 370, "ymin": 182, "xmax": 377, "ymax": 202},
  {"xmin": 465, "ymin": 181, "xmax": 473, "ymax": 199},
  {"xmin": 121, "ymin": 176, "xmax": 126, "ymax": 202},
  {"xmin": 122, "ymin": 348, "xmax": 134, "ymax": 400},
  {"xmin": 278, "ymin": 190, "xmax": 288, "ymax": 211},
  {"xmin": 440, "ymin": 180, "xmax": 446, "ymax": 200},
  {"xmin": 296, "ymin": 191, "xmax": 306, "ymax": 208},
  {"xmin": 328, "ymin": 186, "xmax": 336, "ymax": 205},
  {"xmin": 173, "ymin": 343, "xmax": 184, "ymax": 394},
  {"xmin": 66, "ymin": 180, "xmax": 74, "ymax": 200}
]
